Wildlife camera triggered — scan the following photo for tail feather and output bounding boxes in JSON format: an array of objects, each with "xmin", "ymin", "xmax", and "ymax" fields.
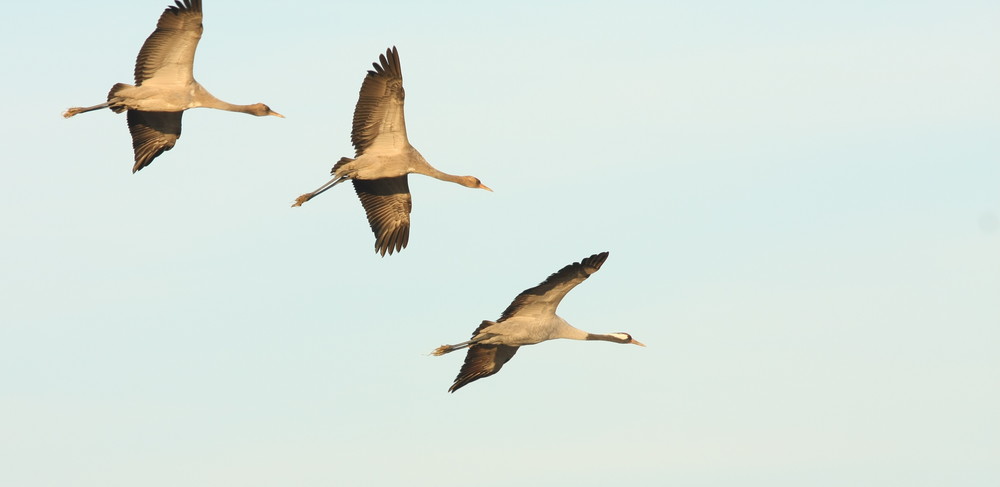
[
  {"xmin": 331, "ymin": 157, "xmax": 354, "ymax": 176},
  {"xmin": 107, "ymin": 83, "xmax": 131, "ymax": 113}
]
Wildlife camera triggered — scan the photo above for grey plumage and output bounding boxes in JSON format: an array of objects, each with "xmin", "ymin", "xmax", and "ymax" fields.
[
  {"xmin": 132, "ymin": 0, "xmax": 203, "ymax": 86},
  {"xmin": 351, "ymin": 47, "xmax": 406, "ymax": 157},
  {"xmin": 127, "ymin": 110, "xmax": 181, "ymax": 171},
  {"xmin": 434, "ymin": 252, "xmax": 645, "ymax": 392},
  {"xmin": 292, "ymin": 46, "xmax": 491, "ymax": 256},
  {"xmin": 64, "ymin": 0, "xmax": 282, "ymax": 172},
  {"xmin": 353, "ymin": 175, "xmax": 412, "ymax": 255}
]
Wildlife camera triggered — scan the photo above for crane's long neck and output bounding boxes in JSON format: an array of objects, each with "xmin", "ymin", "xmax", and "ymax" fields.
[
  {"xmin": 552, "ymin": 318, "xmax": 590, "ymax": 341},
  {"xmin": 420, "ymin": 165, "xmax": 465, "ymax": 185},
  {"xmin": 423, "ymin": 165, "xmax": 488, "ymax": 190},
  {"xmin": 204, "ymin": 98, "xmax": 261, "ymax": 114},
  {"xmin": 409, "ymin": 151, "xmax": 487, "ymax": 190},
  {"xmin": 586, "ymin": 333, "xmax": 624, "ymax": 343},
  {"xmin": 554, "ymin": 320, "xmax": 631, "ymax": 344},
  {"xmin": 195, "ymin": 86, "xmax": 261, "ymax": 115}
]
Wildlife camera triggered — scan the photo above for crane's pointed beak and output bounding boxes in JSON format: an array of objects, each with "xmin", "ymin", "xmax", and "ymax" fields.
[
  {"xmin": 631, "ymin": 339, "xmax": 646, "ymax": 347},
  {"xmin": 270, "ymin": 111, "xmax": 285, "ymax": 118},
  {"xmin": 479, "ymin": 183, "xmax": 493, "ymax": 192}
]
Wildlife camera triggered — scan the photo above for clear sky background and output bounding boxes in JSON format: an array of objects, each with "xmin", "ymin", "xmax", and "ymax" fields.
[{"xmin": 1, "ymin": 1, "xmax": 998, "ymax": 485}]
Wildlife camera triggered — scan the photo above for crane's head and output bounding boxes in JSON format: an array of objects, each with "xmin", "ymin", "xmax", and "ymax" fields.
[
  {"xmin": 250, "ymin": 103, "xmax": 284, "ymax": 118},
  {"xmin": 610, "ymin": 332, "xmax": 646, "ymax": 347},
  {"xmin": 461, "ymin": 176, "xmax": 492, "ymax": 191}
]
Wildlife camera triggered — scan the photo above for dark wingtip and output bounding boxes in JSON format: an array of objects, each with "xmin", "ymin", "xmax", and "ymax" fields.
[
  {"xmin": 373, "ymin": 225, "xmax": 408, "ymax": 257},
  {"xmin": 583, "ymin": 251, "xmax": 610, "ymax": 271},
  {"xmin": 391, "ymin": 46, "xmax": 401, "ymax": 76}
]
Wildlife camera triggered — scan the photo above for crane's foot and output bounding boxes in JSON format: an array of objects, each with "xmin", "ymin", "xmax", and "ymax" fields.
[
  {"xmin": 63, "ymin": 107, "xmax": 84, "ymax": 118},
  {"xmin": 292, "ymin": 193, "xmax": 314, "ymax": 207},
  {"xmin": 431, "ymin": 345, "xmax": 454, "ymax": 356}
]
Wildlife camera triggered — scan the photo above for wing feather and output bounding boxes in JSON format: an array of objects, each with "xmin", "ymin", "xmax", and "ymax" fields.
[
  {"xmin": 352, "ymin": 176, "xmax": 412, "ymax": 256},
  {"xmin": 126, "ymin": 110, "xmax": 182, "ymax": 172},
  {"xmin": 134, "ymin": 0, "xmax": 203, "ymax": 85},
  {"xmin": 498, "ymin": 252, "xmax": 610, "ymax": 321},
  {"xmin": 351, "ymin": 46, "xmax": 406, "ymax": 156},
  {"xmin": 449, "ymin": 343, "xmax": 520, "ymax": 393}
]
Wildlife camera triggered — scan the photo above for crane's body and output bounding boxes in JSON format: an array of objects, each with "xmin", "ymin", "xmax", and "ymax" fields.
[
  {"xmin": 292, "ymin": 46, "xmax": 491, "ymax": 256},
  {"xmin": 63, "ymin": 0, "xmax": 282, "ymax": 172},
  {"xmin": 433, "ymin": 252, "xmax": 644, "ymax": 392},
  {"xmin": 468, "ymin": 316, "xmax": 587, "ymax": 347},
  {"xmin": 104, "ymin": 82, "xmax": 218, "ymax": 112}
]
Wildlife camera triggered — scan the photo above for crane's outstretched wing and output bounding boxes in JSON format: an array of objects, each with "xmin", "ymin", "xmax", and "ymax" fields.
[
  {"xmin": 352, "ymin": 176, "xmax": 411, "ymax": 256},
  {"xmin": 497, "ymin": 252, "xmax": 610, "ymax": 321},
  {"xmin": 134, "ymin": 0, "xmax": 204, "ymax": 86},
  {"xmin": 448, "ymin": 320, "xmax": 519, "ymax": 393},
  {"xmin": 351, "ymin": 46, "xmax": 407, "ymax": 156},
  {"xmin": 127, "ymin": 110, "xmax": 182, "ymax": 172},
  {"xmin": 449, "ymin": 344, "xmax": 519, "ymax": 393}
]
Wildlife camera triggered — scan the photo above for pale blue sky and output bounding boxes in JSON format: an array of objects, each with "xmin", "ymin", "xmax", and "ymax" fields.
[{"xmin": 1, "ymin": 1, "xmax": 998, "ymax": 486}]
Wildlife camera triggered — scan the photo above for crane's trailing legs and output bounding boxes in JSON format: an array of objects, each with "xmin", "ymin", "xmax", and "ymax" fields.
[
  {"xmin": 292, "ymin": 175, "xmax": 348, "ymax": 207},
  {"xmin": 432, "ymin": 339, "xmax": 479, "ymax": 356},
  {"xmin": 293, "ymin": 157, "xmax": 359, "ymax": 206},
  {"xmin": 63, "ymin": 102, "xmax": 111, "ymax": 118}
]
